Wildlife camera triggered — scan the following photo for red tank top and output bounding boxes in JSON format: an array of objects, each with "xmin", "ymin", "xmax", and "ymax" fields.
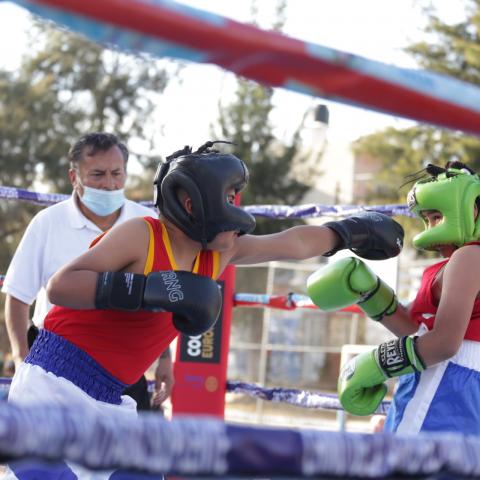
[
  {"xmin": 44, "ymin": 217, "xmax": 220, "ymax": 384},
  {"xmin": 410, "ymin": 242, "xmax": 480, "ymax": 341}
]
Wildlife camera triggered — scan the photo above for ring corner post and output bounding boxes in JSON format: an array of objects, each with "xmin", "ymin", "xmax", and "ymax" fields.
[{"xmin": 171, "ymin": 265, "xmax": 235, "ymax": 418}]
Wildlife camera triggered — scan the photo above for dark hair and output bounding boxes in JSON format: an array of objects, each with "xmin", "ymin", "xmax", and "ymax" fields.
[
  {"xmin": 402, "ymin": 160, "xmax": 479, "ymax": 192},
  {"xmin": 445, "ymin": 160, "xmax": 476, "ymax": 174},
  {"xmin": 165, "ymin": 140, "xmax": 234, "ymax": 162},
  {"xmin": 68, "ymin": 132, "xmax": 129, "ymax": 168}
]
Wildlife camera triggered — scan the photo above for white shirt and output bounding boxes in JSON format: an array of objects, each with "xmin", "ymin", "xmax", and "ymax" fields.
[{"xmin": 2, "ymin": 195, "xmax": 155, "ymax": 327}]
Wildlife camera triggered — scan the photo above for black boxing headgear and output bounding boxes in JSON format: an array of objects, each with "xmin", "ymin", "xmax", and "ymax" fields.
[{"xmin": 154, "ymin": 142, "xmax": 256, "ymax": 248}]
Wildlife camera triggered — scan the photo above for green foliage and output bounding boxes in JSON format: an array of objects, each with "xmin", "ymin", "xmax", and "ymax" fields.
[
  {"xmin": 125, "ymin": 164, "xmax": 159, "ymax": 203},
  {"xmin": 353, "ymin": 0, "xmax": 480, "ymax": 203},
  {"xmin": 406, "ymin": 1, "xmax": 480, "ymax": 85},
  {"xmin": 353, "ymin": 126, "xmax": 480, "ymax": 203},
  {"xmin": 352, "ymin": 1, "xmax": 480, "ymax": 250},
  {"xmin": 0, "ymin": 20, "xmax": 170, "ymax": 194},
  {"xmin": 0, "ymin": 202, "xmax": 43, "ymax": 275},
  {"xmin": 216, "ymin": 78, "xmax": 315, "ymax": 234},
  {"xmin": 0, "ymin": 19, "xmax": 173, "ymax": 272},
  {"xmin": 212, "ymin": 0, "xmax": 321, "ymax": 234}
]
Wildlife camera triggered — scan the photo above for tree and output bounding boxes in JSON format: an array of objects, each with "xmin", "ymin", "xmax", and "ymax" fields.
[
  {"xmin": 353, "ymin": 0, "xmax": 480, "ymax": 202},
  {"xmin": 0, "ymin": 19, "xmax": 172, "ymax": 194},
  {"xmin": 214, "ymin": 1, "xmax": 320, "ymax": 235},
  {"xmin": 351, "ymin": 1, "xmax": 480, "ymax": 248},
  {"xmin": 213, "ymin": 1, "xmax": 324, "ymax": 372},
  {"xmin": 406, "ymin": 1, "xmax": 480, "ymax": 86},
  {"xmin": 352, "ymin": 126, "xmax": 478, "ymax": 203},
  {"xmin": 0, "ymin": 18, "xmax": 175, "ymax": 270}
]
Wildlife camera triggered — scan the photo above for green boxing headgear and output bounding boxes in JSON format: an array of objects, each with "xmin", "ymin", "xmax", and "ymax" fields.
[{"xmin": 407, "ymin": 167, "xmax": 480, "ymax": 250}]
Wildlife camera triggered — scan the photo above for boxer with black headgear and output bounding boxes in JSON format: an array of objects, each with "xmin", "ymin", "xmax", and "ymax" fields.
[
  {"xmin": 154, "ymin": 140, "xmax": 256, "ymax": 249},
  {"xmin": 8, "ymin": 138, "xmax": 406, "ymax": 472}
]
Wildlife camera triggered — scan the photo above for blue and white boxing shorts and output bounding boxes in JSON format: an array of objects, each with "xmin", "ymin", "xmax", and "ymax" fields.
[{"xmin": 385, "ymin": 326, "xmax": 480, "ymax": 434}]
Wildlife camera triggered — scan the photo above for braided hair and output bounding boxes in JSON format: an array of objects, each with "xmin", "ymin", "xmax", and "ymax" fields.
[{"xmin": 166, "ymin": 140, "xmax": 235, "ymax": 162}]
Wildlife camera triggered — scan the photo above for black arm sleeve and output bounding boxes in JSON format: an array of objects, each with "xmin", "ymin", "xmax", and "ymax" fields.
[{"xmin": 95, "ymin": 272, "xmax": 146, "ymax": 311}]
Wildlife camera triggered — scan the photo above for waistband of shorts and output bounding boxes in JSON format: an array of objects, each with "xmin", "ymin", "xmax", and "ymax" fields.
[
  {"xmin": 25, "ymin": 329, "xmax": 127, "ymax": 404},
  {"xmin": 449, "ymin": 339, "xmax": 480, "ymax": 370}
]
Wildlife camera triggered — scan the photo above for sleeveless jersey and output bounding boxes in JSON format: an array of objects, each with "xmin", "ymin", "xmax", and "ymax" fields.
[
  {"xmin": 410, "ymin": 242, "xmax": 480, "ymax": 342},
  {"xmin": 44, "ymin": 217, "xmax": 220, "ymax": 384}
]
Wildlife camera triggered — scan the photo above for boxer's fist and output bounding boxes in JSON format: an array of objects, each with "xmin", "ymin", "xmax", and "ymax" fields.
[
  {"xmin": 307, "ymin": 257, "xmax": 397, "ymax": 321},
  {"xmin": 324, "ymin": 212, "xmax": 404, "ymax": 260},
  {"xmin": 339, "ymin": 337, "xmax": 425, "ymax": 416}
]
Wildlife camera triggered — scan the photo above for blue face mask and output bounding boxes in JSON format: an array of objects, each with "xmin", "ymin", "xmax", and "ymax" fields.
[{"xmin": 79, "ymin": 186, "xmax": 125, "ymax": 216}]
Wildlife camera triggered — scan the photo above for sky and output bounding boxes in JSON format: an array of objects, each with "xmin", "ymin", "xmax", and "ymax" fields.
[
  {"xmin": 0, "ymin": 0, "xmax": 463, "ymax": 160},
  {"xmin": 157, "ymin": 0, "xmax": 427, "ymax": 149}
]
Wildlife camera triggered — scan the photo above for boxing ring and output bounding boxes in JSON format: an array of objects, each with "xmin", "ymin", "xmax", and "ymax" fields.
[
  {"xmin": 2, "ymin": 402, "xmax": 480, "ymax": 479},
  {"xmin": 3, "ymin": 0, "xmax": 480, "ymax": 477},
  {"xmin": 0, "ymin": 187, "xmax": 396, "ymax": 419},
  {"xmin": 0, "ymin": 187, "xmax": 471, "ymax": 479}
]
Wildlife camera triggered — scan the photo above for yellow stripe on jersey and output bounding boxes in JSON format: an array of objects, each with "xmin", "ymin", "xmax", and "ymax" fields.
[
  {"xmin": 143, "ymin": 219, "xmax": 155, "ymax": 275},
  {"xmin": 212, "ymin": 251, "xmax": 220, "ymax": 279},
  {"xmin": 161, "ymin": 221, "xmax": 178, "ymax": 270},
  {"xmin": 160, "ymin": 220, "xmax": 219, "ymax": 277},
  {"xmin": 192, "ymin": 254, "xmax": 200, "ymax": 274}
]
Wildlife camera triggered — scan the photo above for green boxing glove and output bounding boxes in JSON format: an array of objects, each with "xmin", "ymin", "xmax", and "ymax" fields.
[
  {"xmin": 307, "ymin": 257, "xmax": 397, "ymax": 321},
  {"xmin": 338, "ymin": 336, "xmax": 426, "ymax": 416}
]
